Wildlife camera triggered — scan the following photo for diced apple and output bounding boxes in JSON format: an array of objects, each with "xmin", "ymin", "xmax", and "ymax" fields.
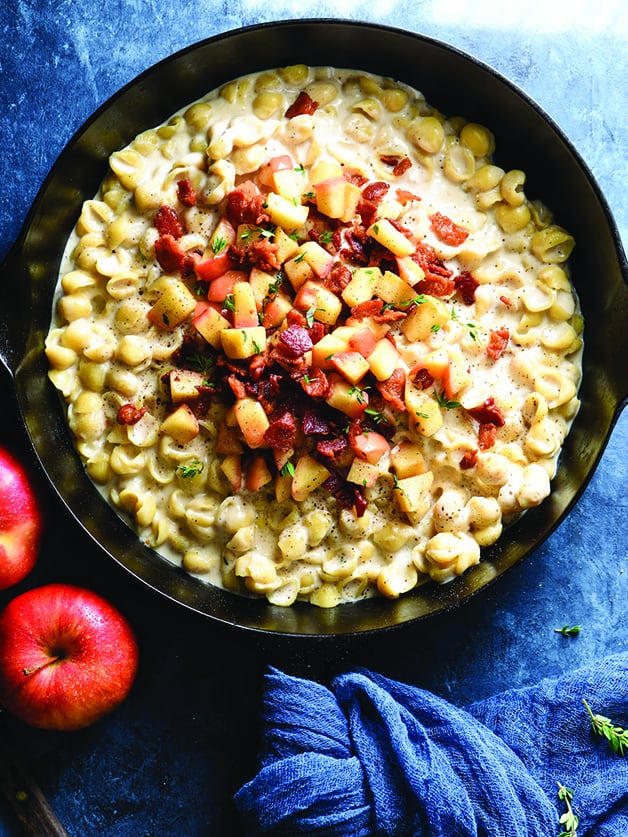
[
  {"xmin": 275, "ymin": 472, "xmax": 293, "ymax": 503},
  {"xmin": 344, "ymin": 315, "xmax": 390, "ymax": 340},
  {"xmin": 310, "ymin": 330, "xmax": 353, "ymax": 369},
  {"xmin": 233, "ymin": 398, "xmax": 270, "ymax": 449},
  {"xmin": 299, "ymin": 240, "xmax": 334, "ymax": 278},
  {"xmin": 273, "ymin": 448, "xmax": 294, "ymax": 471},
  {"xmin": 193, "ymin": 304, "xmax": 231, "ymax": 349},
  {"xmin": 284, "ymin": 254, "xmax": 315, "ymax": 290},
  {"xmin": 374, "ymin": 270, "xmax": 419, "ymax": 307},
  {"xmin": 194, "ymin": 249, "xmax": 234, "ymax": 282},
  {"xmin": 147, "ymin": 280, "xmax": 197, "ymax": 330},
  {"xmin": 220, "ymin": 326, "xmax": 266, "ymax": 359},
  {"xmin": 261, "ymin": 293, "xmax": 293, "ymax": 329},
  {"xmin": 330, "ymin": 351, "xmax": 370, "ymax": 385},
  {"xmin": 411, "ymin": 349, "xmax": 450, "ymax": 380},
  {"xmin": 249, "ymin": 267, "xmax": 278, "ymax": 307},
  {"xmin": 443, "ymin": 348, "xmax": 472, "ymax": 400},
  {"xmin": 404, "ymin": 381, "xmax": 443, "ymax": 436},
  {"xmin": 402, "ymin": 295, "xmax": 450, "ymax": 341},
  {"xmin": 169, "ymin": 369, "xmax": 206, "ymax": 403},
  {"xmin": 309, "ymin": 159, "xmax": 343, "ymax": 185},
  {"xmin": 341, "ymin": 266, "xmax": 381, "ymax": 307},
  {"xmin": 208, "ymin": 217, "xmax": 236, "ymax": 253},
  {"xmin": 350, "ymin": 431, "xmax": 390, "ymax": 464},
  {"xmin": 390, "ymin": 440, "xmax": 426, "ymax": 479},
  {"xmin": 325, "ymin": 374, "xmax": 368, "ymax": 418},
  {"xmin": 396, "ymin": 255, "xmax": 425, "ymax": 286},
  {"xmin": 273, "ymin": 227, "xmax": 300, "ymax": 263},
  {"xmin": 220, "ymin": 454, "xmax": 242, "ymax": 492},
  {"xmin": 160, "ymin": 404, "xmax": 199, "ymax": 444},
  {"xmin": 291, "ymin": 454, "xmax": 330, "ymax": 502},
  {"xmin": 214, "ymin": 421, "xmax": 244, "ymax": 454},
  {"xmin": 244, "ymin": 454, "xmax": 273, "ymax": 491},
  {"xmin": 346, "ymin": 458, "xmax": 383, "ymax": 488},
  {"xmin": 258, "ymin": 155, "xmax": 293, "ymax": 189},
  {"xmin": 206, "ymin": 270, "xmax": 248, "ymax": 303},
  {"xmin": 273, "ymin": 167, "xmax": 306, "ymax": 201},
  {"xmin": 393, "ymin": 471, "xmax": 434, "ymax": 514},
  {"xmin": 314, "ymin": 177, "xmax": 361, "ymax": 223},
  {"xmin": 348, "ymin": 326, "xmax": 377, "ymax": 358},
  {"xmin": 232, "ymin": 281, "xmax": 259, "ymax": 328},
  {"xmin": 294, "ymin": 281, "xmax": 342, "ymax": 325},
  {"xmin": 264, "ymin": 192, "xmax": 309, "ymax": 233},
  {"xmin": 367, "ymin": 218, "xmax": 415, "ymax": 257},
  {"xmin": 367, "ymin": 339, "xmax": 400, "ymax": 381}
]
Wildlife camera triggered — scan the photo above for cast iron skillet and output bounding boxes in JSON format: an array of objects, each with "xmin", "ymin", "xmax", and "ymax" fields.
[{"xmin": 0, "ymin": 20, "xmax": 626, "ymax": 636}]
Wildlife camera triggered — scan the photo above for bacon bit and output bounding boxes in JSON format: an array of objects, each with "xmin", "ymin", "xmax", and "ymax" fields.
[
  {"xmin": 478, "ymin": 423, "xmax": 497, "ymax": 450},
  {"xmin": 285, "ymin": 91, "xmax": 318, "ymax": 118},
  {"xmin": 154, "ymin": 234, "xmax": 187, "ymax": 273},
  {"xmin": 226, "ymin": 182, "xmax": 269, "ymax": 226},
  {"xmin": 486, "ymin": 327, "xmax": 510, "ymax": 361},
  {"xmin": 362, "ymin": 181, "xmax": 390, "ymax": 203},
  {"xmin": 392, "ymin": 156, "xmax": 412, "ymax": 176},
  {"xmin": 343, "ymin": 169, "xmax": 368, "ymax": 187},
  {"xmin": 316, "ymin": 436, "xmax": 349, "ymax": 463},
  {"xmin": 412, "ymin": 242, "xmax": 454, "ymax": 287},
  {"xmin": 396, "ymin": 188, "xmax": 422, "ymax": 205},
  {"xmin": 264, "ymin": 412, "xmax": 297, "ymax": 452},
  {"xmin": 248, "ymin": 237, "xmax": 280, "ymax": 272},
  {"xmin": 454, "ymin": 271, "xmax": 479, "ymax": 305},
  {"xmin": 248, "ymin": 353, "xmax": 268, "ymax": 382},
  {"xmin": 373, "ymin": 307, "xmax": 406, "ymax": 323},
  {"xmin": 321, "ymin": 472, "xmax": 368, "ymax": 517},
  {"xmin": 499, "ymin": 295, "xmax": 513, "ymax": 307},
  {"xmin": 429, "ymin": 212, "xmax": 469, "ymax": 246},
  {"xmin": 341, "ymin": 226, "xmax": 370, "ymax": 265},
  {"xmin": 325, "ymin": 263, "xmax": 352, "ymax": 294},
  {"xmin": 353, "ymin": 487, "xmax": 369, "ymax": 517},
  {"xmin": 279, "ymin": 325, "xmax": 313, "ymax": 358},
  {"xmin": 227, "ymin": 374, "xmax": 247, "ymax": 400},
  {"xmin": 269, "ymin": 346, "xmax": 308, "ymax": 375},
  {"xmin": 356, "ymin": 199, "xmax": 378, "ymax": 228},
  {"xmin": 302, "ymin": 410, "xmax": 331, "ymax": 435},
  {"xmin": 155, "ymin": 205, "xmax": 185, "ymax": 239},
  {"xmin": 376, "ymin": 367, "xmax": 407, "ymax": 412},
  {"xmin": 300, "ymin": 368, "xmax": 330, "ymax": 399},
  {"xmin": 117, "ymin": 404, "xmax": 147, "ymax": 425},
  {"xmin": 416, "ymin": 275, "xmax": 456, "ymax": 297},
  {"xmin": 460, "ymin": 449, "xmax": 478, "ymax": 469},
  {"xmin": 286, "ymin": 309, "xmax": 307, "ymax": 328},
  {"xmin": 351, "ymin": 299, "xmax": 384, "ymax": 320},
  {"xmin": 466, "ymin": 397, "xmax": 505, "ymax": 427},
  {"xmin": 410, "ymin": 367, "xmax": 434, "ymax": 389},
  {"xmin": 379, "ymin": 154, "xmax": 402, "ymax": 167},
  {"xmin": 177, "ymin": 179, "xmax": 197, "ymax": 207},
  {"xmin": 308, "ymin": 321, "xmax": 327, "ymax": 344}
]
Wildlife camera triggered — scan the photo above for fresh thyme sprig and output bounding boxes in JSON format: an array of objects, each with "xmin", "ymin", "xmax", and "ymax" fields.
[
  {"xmin": 557, "ymin": 783, "xmax": 579, "ymax": 837},
  {"xmin": 583, "ymin": 699, "xmax": 628, "ymax": 756},
  {"xmin": 555, "ymin": 625, "xmax": 582, "ymax": 637}
]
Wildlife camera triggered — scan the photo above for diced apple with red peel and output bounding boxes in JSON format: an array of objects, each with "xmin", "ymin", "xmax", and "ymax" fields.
[
  {"xmin": 291, "ymin": 455, "xmax": 330, "ymax": 502},
  {"xmin": 272, "ymin": 168, "xmax": 306, "ymax": 201},
  {"xmin": 346, "ymin": 458, "xmax": 383, "ymax": 488},
  {"xmin": 273, "ymin": 448, "xmax": 294, "ymax": 472},
  {"xmin": 341, "ymin": 267, "xmax": 381, "ymax": 307},
  {"xmin": 160, "ymin": 404, "xmax": 199, "ymax": 444},
  {"xmin": 214, "ymin": 422, "xmax": 244, "ymax": 455},
  {"xmin": 411, "ymin": 349, "xmax": 450, "ymax": 380},
  {"xmin": 249, "ymin": 268, "xmax": 277, "ymax": 308},
  {"xmin": 261, "ymin": 293, "xmax": 293, "ymax": 329},
  {"xmin": 344, "ymin": 315, "xmax": 390, "ymax": 340},
  {"xmin": 244, "ymin": 455, "xmax": 273, "ymax": 491},
  {"xmin": 367, "ymin": 339, "xmax": 400, "ymax": 381},
  {"xmin": 294, "ymin": 281, "xmax": 342, "ymax": 325},
  {"xmin": 232, "ymin": 282, "xmax": 259, "ymax": 328},
  {"xmin": 350, "ymin": 431, "xmax": 390, "ymax": 464},
  {"xmin": 404, "ymin": 381, "xmax": 443, "ymax": 436},
  {"xmin": 309, "ymin": 159, "xmax": 343, "ymax": 185},
  {"xmin": 393, "ymin": 471, "xmax": 434, "ymax": 515},
  {"xmin": 193, "ymin": 304, "xmax": 231, "ymax": 348},
  {"xmin": 220, "ymin": 326, "xmax": 266, "ymax": 360},
  {"xmin": 348, "ymin": 327, "xmax": 377, "ymax": 358},
  {"xmin": 209, "ymin": 217, "xmax": 236, "ymax": 253},
  {"xmin": 396, "ymin": 256, "xmax": 425, "ymax": 286},
  {"xmin": 367, "ymin": 219, "xmax": 415, "ymax": 257},
  {"xmin": 147, "ymin": 280, "xmax": 197, "ymax": 330},
  {"xmin": 284, "ymin": 255, "xmax": 315, "ymax": 290},
  {"xmin": 402, "ymin": 295, "xmax": 450, "ymax": 341},
  {"xmin": 310, "ymin": 330, "xmax": 353, "ymax": 369},
  {"xmin": 258, "ymin": 155, "xmax": 294, "ymax": 189},
  {"xmin": 220, "ymin": 454, "xmax": 242, "ymax": 492},
  {"xmin": 169, "ymin": 369, "xmax": 206, "ymax": 403},
  {"xmin": 194, "ymin": 250, "xmax": 234, "ymax": 282},
  {"xmin": 325, "ymin": 374, "xmax": 368, "ymax": 418},
  {"xmin": 390, "ymin": 441, "xmax": 427, "ymax": 479},
  {"xmin": 314, "ymin": 177, "xmax": 361, "ymax": 223},
  {"xmin": 299, "ymin": 241, "xmax": 334, "ymax": 279},
  {"xmin": 264, "ymin": 192, "xmax": 309, "ymax": 233},
  {"xmin": 206, "ymin": 270, "xmax": 248, "ymax": 303},
  {"xmin": 330, "ymin": 351, "xmax": 370, "ymax": 385},
  {"xmin": 233, "ymin": 398, "xmax": 270, "ymax": 449}
]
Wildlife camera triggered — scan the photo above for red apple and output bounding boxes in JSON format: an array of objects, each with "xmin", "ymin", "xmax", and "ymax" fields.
[
  {"xmin": 0, "ymin": 584, "xmax": 139, "ymax": 730},
  {"xmin": 0, "ymin": 446, "xmax": 42, "ymax": 590}
]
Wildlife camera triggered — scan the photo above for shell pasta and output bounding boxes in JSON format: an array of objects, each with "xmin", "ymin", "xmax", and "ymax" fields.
[{"xmin": 46, "ymin": 65, "xmax": 582, "ymax": 607}]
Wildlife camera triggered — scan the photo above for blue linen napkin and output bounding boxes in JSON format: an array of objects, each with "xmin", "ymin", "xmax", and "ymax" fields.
[{"xmin": 234, "ymin": 653, "xmax": 627, "ymax": 835}]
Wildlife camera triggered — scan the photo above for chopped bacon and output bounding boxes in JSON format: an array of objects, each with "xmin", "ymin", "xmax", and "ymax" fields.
[
  {"xmin": 316, "ymin": 436, "xmax": 349, "ymax": 462},
  {"xmin": 285, "ymin": 91, "xmax": 318, "ymax": 118},
  {"xmin": 117, "ymin": 404, "xmax": 147, "ymax": 425},
  {"xmin": 499, "ymin": 295, "xmax": 513, "ymax": 307},
  {"xmin": 379, "ymin": 154, "xmax": 402, "ymax": 167},
  {"xmin": 226, "ymin": 182, "xmax": 269, "ymax": 226},
  {"xmin": 486, "ymin": 327, "xmax": 510, "ymax": 361},
  {"xmin": 416, "ymin": 275, "xmax": 456, "ymax": 297},
  {"xmin": 396, "ymin": 188, "xmax": 422, "ymax": 205},
  {"xmin": 248, "ymin": 237, "xmax": 280, "ymax": 272},
  {"xmin": 279, "ymin": 325, "xmax": 313, "ymax": 358},
  {"xmin": 410, "ymin": 367, "xmax": 434, "ymax": 390},
  {"xmin": 373, "ymin": 307, "xmax": 406, "ymax": 323},
  {"xmin": 376, "ymin": 367, "xmax": 406, "ymax": 412},
  {"xmin": 264, "ymin": 412, "xmax": 297, "ymax": 452},
  {"xmin": 155, "ymin": 205, "xmax": 185, "ymax": 239},
  {"xmin": 353, "ymin": 488, "xmax": 368, "ymax": 517},
  {"xmin": 321, "ymin": 472, "xmax": 368, "ymax": 517},
  {"xmin": 343, "ymin": 169, "xmax": 368, "ymax": 187},
  {"xmin": 412, "ymin": 242, "xmax": 454, "ymax": 297},
  {"xmin": 478, "ymin": 423, "xmax": 497, "ymax": 450},
  {"xmin": 227, "ymin": 374, "xmax": 246, "ymax": 400},
  {"xmin": 356, "ymin": 199, "xmax": 378, "ymax": 228},
  {"xmin": 466, "ymin": 397, "xmax": 505, "ymax": 427},
  {"xmin": 299, "ymin": 368, "xmax": 331, "ymax": 399},
  {"xmin": 460, "ymin": 450, "xmax": 478, "ymax": 469},
  {"xmin": 269, "ymin": 345, "xmax": 308, "ymax": 375},
  {"xmin": 392, "ymin": 156, "xmax": 412, "ymax": 176},
  {"xmin": 248, "ymin": 353, "xmax": 268, "ymax": 381},
  {"xmin": 154, "ymin": 234, "xmax": 187, "ymax": 273},
  {"xmin": 362, "ymin": 181, "xmax": 390, "ymax": 203},
  {"xmin": 325, "ymin": 262, "xmax": 352, "ymax": 294},
  {"xmin": 429, "ymin": 212, "xmax": 469, "ymax": 246},
  {"xmin": 307, "ymin": 322, "xmax": 327, "ymax": 344},
  {"xmin": 341, "ymin": 226, "xmax": 370, "ymax": 265},
  {"xmin": 286, "ymin": 309, "xmax": 307, "ymax": 328},
  {"xmin": 351, "ymin": 299, "xmax": 384, "ymax": 320},
  {"xmin": 454, "ymin": 271, "xmax": 479, "ymax": 305},
  {"xmin": 177, "ymin": 179, "xmax": 197, "ymax": 207},
  {"xmin": 302, "ymin": 410, "xmax": 331, "ymax": 435}
]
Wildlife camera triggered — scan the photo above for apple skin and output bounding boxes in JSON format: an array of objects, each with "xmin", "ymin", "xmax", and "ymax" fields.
[
  {"xmin": 0, "ymin": 584, "xmax": 139, "ymax": 730},
  {"xmin": 0, "ymin": 446, "xmax": 42, "ymax": 590}
]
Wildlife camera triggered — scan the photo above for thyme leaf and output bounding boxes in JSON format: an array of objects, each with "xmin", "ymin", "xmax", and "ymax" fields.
[
  {"xmin": 583, "ymin": 699, "xmax": 628, "ymax": 756},
  {"xmin": 555, "ymin": 625, "xmax": 582, "ymax": 637},
  {"xmin": 557, "ymin": 783, "xmax": 579, "ymax": 837},
  {"xmin": 177, "ymin": 460, "xmax": 204, "ymax": 479}
]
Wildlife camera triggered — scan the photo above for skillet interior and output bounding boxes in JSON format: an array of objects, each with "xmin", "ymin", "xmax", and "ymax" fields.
[{"xmin": 1, "ymin": 20, "xmax": 626, "ymax": 636}]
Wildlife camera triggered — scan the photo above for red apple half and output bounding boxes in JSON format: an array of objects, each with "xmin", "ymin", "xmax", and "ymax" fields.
[
  {"xmin": 0, "ymin": 584, "xmax": 139, "ymax": 730},
  {"xmin": 0, "ymin": 446, "xmax": 42, "ymax": 590}
]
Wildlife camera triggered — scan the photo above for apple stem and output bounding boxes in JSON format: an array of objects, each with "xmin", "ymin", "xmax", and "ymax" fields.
[{"xmin": 22, "ymin": 657, "xmax": 60, "ymax": 678}]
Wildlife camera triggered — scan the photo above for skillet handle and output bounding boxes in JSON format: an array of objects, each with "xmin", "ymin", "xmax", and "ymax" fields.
[
  {"xmin": 0, "ymin": 242, "xmax": 32, "ymax": 379},
  {"xmin": 605, "ymin": 250, "xmax": 628, "ymax": 410}
]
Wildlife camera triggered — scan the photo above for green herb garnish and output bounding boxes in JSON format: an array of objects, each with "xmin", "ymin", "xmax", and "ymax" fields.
[
  {"xmin": 583, "ymin": 699, "xmax": 628, "ymax": 756},
  {"xmin": 178, "ymin": 460, "xmax": 204, "ymax": 478},
  {"xmin": 557, "ymin": 784, "xmax": 579, "ymax": 837},
  {"xmin": 555, "ymin": 625, "xmax": 582, "ymax": 637}
]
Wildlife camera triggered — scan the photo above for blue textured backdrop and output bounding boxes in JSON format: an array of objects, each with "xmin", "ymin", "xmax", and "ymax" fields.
[{"xmin": 0, "ymin": 2, "xmax": 626, "ymax": 835}]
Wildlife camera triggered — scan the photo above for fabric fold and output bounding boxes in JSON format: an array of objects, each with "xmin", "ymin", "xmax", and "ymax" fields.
[{"xmin": 234, "ymin": 654, "xmax": 628, "ymax": 836}]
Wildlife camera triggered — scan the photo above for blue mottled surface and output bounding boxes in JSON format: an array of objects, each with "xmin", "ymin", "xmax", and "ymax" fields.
[{"xmin": 0, "ymin": 2, "xmax": 626, "ymax": 835}]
